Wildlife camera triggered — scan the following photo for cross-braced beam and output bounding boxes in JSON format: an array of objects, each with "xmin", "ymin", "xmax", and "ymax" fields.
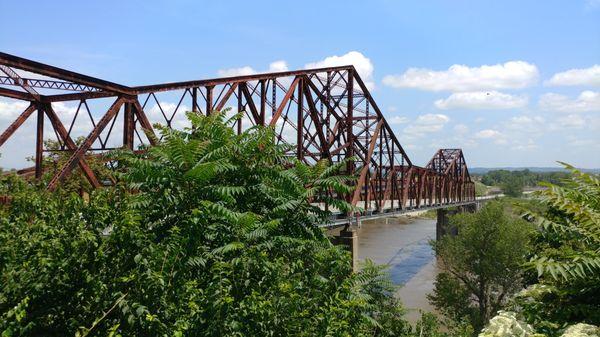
[{"xmin": 0, "ymin": 52, "xmax": 475, "ymax": 212}]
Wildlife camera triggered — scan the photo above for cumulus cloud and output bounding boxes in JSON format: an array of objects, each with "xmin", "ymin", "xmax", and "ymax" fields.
[
  {"xmin": 217, "ymin": 66, "xmax": 256, "ymax": 77},
  {"xmin": 403, "ymin": 113, "xmax": 449, "ymax": 137},
  {"xmin": 268, "ymin": 60, "xmax": 289, "ymax": 73},
  {"xmin": 538, "ymin": 91, "xmax": 600, "ymax": 112},
  {"xmin": 382, "ymin": 61, "xmax": 538, "ymax": 92},
  {"xmin": 555, "ymin": 114, "xmax": 587, "ymax": 129},
  {"xmin": 505, "ymin": 115, "xmax": 545, "ymax": 134},
  {"xmin": 434, "ymin": 91, "xmax": 528, "ymax": 110},
  {"xmin": 305, "ymin": 51, "xmax": 375, "ymax": 90},
  {"xmin": 473, "ymin": 129, "xmax": 508, "ymax": 145},
  {"xmin": 511, "ymin": 138, "xmax": 538, "ymax": 151},
  {"xmin": 217, "ymin": 60, "xmax": 289, "ymax": 77},
  {"xmin": 474, "ymin": 129, "xmax": 502, "ymax": 139},
  {"xmin": 545, "ymin": 65, "xmax": 600, "ymax": 87},
  {"xmin": 0, "ymin": 100, "xmax": 30, "ymax": 121},
  {"xmin": 147, "ymin": 102, "xmax": 192, "ymax": 129}
]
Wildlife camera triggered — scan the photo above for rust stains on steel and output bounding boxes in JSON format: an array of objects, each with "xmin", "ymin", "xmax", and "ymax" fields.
[{"xmin": 0, "ymin": 52, "xmax": 475, "ymax": 212}]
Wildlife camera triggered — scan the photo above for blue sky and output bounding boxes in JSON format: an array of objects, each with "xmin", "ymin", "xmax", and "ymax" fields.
[{"xmin": 1, "ymin": 0, "xmax": 599, "ymax": 168}]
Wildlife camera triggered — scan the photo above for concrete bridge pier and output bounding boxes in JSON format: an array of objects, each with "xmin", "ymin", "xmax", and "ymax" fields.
[{"xmin": 329, "ymin": 224, "xmax": 359, "ymax": 272}]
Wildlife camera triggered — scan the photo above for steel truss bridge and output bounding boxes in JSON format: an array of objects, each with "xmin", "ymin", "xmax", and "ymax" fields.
[{"xmin": 0, "ymin": 52, "xmax": 475, "ymax": 215}]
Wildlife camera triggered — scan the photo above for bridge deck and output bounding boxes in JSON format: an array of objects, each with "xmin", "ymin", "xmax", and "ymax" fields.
[{"xmin": 320, "ymin": 196, "xmax": 497, "ymax": 228}]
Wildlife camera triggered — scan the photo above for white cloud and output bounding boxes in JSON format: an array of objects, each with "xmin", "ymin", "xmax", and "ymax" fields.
[
  {"xmin": 147, "ymin": 102, "xmax": 192, "ymax": 129},
  {"xmin": 511, "ymin": 138, "xmax": 538, "ymax": 151},
  {"xmin": 388, "ymin": 106, "xmax": 398, "ymax": 113},
  {"xmin": 305, "ymin": 51, "xmax": 375, "ymax": 90},
  {"xmin": 434, "ymin": 91, "xmax": 528, "ymax": 110},
  {"xmin": 569, "ymin": 138, "xmax": 598, "ymax": 147},
  {"xmin": 556, "ymin": 114, "xmax": 587, "ymax": 129},
  {"xmin": 538, "ymin": 91, "xmax": 600, "ymax": 112},
  {"xmin": 387, "ymin": 116, "xmax": 409, "ymax": 124},
  {"xmin": 383, "ymin": 61, "xmax": 538, "ymax": 92},
  {"xmin": 403, "ymin": 113, "xmax": 449, "ymax": 137},
  {"xmin": 268, "ymin": 60, "xmax": 289, "ymax": 73},
  {"xmin": 473, "ymin": 129, "xmax": 508, "ymax": 145},
  {"xmin": 545, "ymin": 65, "xmax": 600, "ymax": 87},
  {"xmin": 474, "ymin": 129, "xmax": 502, "ymax": 139},
  {"xmin": 505, "ymin": 115, "xmax": 545, "ymax": 133},
  {"xmin": 217, "ymin": 66, "xmax": 256, "ymax": 77},
  {"xmin": 0, "ymin": 100, "xmax": 30, "ymax": 121},
  {"xmin": 217, "ymin": 60, "xmax": 289, "ymax": 77}
]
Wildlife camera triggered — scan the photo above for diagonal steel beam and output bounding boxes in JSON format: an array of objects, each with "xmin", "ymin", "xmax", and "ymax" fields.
[
  {"xmin": 0, "ymin": 104, "xmax": 36, "ymax": 146},
  {"xmin": 351, "ymin": 119, "xmax": 383, "ymax": 205},
  {"xmin": 43, "ymin": 103, "xmax": 101, "ymax": 188},
  {"xmin": 132, "ymin": 99, "xmax": 157, "ymax": 145},
  {"xmin": 269, "ymin": 77, "xmax": 299, "ymax": 127},
  {"xmin": 47, "ymin": 97, "xmax": 125, "ymax": 190}
]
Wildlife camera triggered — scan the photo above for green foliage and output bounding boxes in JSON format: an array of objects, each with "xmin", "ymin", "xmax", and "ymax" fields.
[
  {"xmin": 475, "ymin": 181, "xmax": 489, "ymax": 197},
  {"xmin": 0, "ymin": 111, "xmax": 413, "ymax": 336},
  {"xmin": 500, "ymin": 176, "xmax": 524, "ymax": 197},
  {"xmin": 480, "ymin": 169, "xmax": 570, "ymax": 188},
  {"xmin": 514, "ymin": 163, "xmax": 600, "ymax": 335},
  {"xmin": 429, "ymin": 202, "xmax": 534, "ymax": 333}
]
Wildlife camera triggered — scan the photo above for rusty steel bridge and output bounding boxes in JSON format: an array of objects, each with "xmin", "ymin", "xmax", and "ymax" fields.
[{"xmin": 0, "ymin": 52, "xmax": 475, "ymax": 216}]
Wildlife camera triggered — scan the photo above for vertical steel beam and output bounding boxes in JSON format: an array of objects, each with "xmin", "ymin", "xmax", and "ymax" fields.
[
  {"xmin": 259, "ymin": 80, "xmax": 266, "ymax": 126},
  {"xmin": 237, "ymin": 85, "xmax": 242, "ymax": 135},
  {"xmin": 346, "ymin": 69, "xmax": 354, "ymax": 175},
  {"xmin": 123, "ymin": 102, "xmax": 134, "ymax": 150},
  {"xmin": 296, "ymin": 77, "xmax": 304, "ymax": 161},
  {"xmin": 192, "ymin": 87, "xmax": 198, "ymax": 112},
  {"xmin": 206, "ymin": 86, "xmax": 213, "ymax": 115},
  {"xmin": 35, "ymin": 106, "xmax": 44, "ymax": 179}
]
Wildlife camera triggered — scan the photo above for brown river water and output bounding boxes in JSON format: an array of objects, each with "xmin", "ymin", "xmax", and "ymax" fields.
[{"xmin": 356, "ymin": 217, "xmax": 438, "ymax": 323}]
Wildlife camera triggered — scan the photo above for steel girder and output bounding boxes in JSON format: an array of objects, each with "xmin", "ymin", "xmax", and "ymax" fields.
[{"xmin": 0, "ymin": 52, "xmax": 475, "ymax": 212}]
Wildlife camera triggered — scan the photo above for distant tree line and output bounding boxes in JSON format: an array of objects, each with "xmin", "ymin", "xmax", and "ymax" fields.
[{"xmin": 479, "ymin": 169, "xmax": 570, "ymax": 187}]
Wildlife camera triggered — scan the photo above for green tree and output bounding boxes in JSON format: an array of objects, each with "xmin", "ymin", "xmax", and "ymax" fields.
[
  {"xmin": 428, "ymin": 202, "xmax": 533, "ymax": 332},
  {"xmin": 500, "ymin": 176, "xmax": 523, "ymax": 197},
  {"xmin": 515, "ymin": 164, "xmax": 600, "ymax": 335},
  {"xmin": 0, "ymin": 111, "xmax": 414, "ymax": 336}
]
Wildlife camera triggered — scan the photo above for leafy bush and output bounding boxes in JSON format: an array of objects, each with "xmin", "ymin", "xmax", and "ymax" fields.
[
  {"xmin": 515, "ymin": 164, "xmax": 600, "ymax": 335},
  {"xmin": 0, "ymin": 112, "xmax": 413, "ymax": 336}
]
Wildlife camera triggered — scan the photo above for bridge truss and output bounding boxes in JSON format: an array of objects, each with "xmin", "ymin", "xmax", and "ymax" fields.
[{"xmin": 0, "ymin": 52, "xmax": 475, "ymax": 213}]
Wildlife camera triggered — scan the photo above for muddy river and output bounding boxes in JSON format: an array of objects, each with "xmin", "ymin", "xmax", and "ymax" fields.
[{"xmin": 356, "ymin": 216, "xmax": 438, "ymax": 322}]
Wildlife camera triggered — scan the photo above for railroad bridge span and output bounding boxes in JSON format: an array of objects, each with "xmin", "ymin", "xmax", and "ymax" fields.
[{"xmin": 0, "ymin": 52, "xmax": 476, "ymax": 221}]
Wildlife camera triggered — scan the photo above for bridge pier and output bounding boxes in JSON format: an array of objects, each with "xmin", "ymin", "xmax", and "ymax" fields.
[
  {"xmin": 338, "ymin": 228, "xmax": 358, "ymax": 271},
  {"xmin": 329, "ymin": 225, "xmax": 359, "ymax": 272}
]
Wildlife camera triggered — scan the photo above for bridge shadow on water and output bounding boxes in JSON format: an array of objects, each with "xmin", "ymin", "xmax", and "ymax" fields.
[
  {"xmin": 356, "ymin": 218, "xmax": 437, "ymax": 285},
  {"xmin": 386, "ymin": 238, "xmax": 435, "ymax": 285}
]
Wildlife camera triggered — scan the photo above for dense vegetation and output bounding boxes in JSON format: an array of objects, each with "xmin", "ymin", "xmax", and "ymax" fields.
[
  {"xmin": 513, "ymin": 164, "xmax": 600, "ymax": 335},
  {"xmin": 479, "ymin": 169, "xmax": 571, "ymax": 187},
  {"xmin": 478, "ymin": 170, "xmax": 572, "ymax": 198},
  {"xmin": 0, "ymin": 111, "xmax": 598, "ymax": 336},
  {"xmin": 0, "ymin": 112, "xmax": 415, "ymax": 336}
]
